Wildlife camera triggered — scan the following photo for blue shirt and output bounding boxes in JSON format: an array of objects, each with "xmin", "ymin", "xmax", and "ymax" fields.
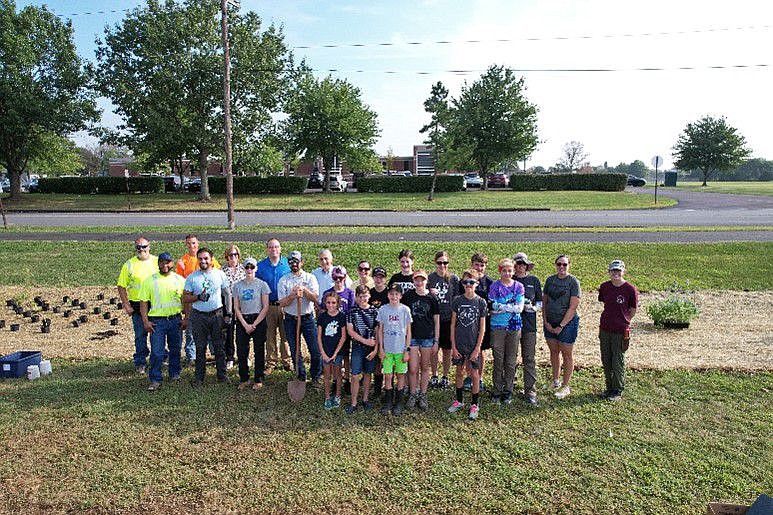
[
  {"xmin": 256, "ymin": 256, "xmax": 290, "ymax": 303},
  {"xmin": 184, "ymin": 269, "xmax": 229, "ymax": 312}
]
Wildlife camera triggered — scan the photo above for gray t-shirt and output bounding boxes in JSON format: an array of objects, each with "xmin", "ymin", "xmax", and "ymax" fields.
[
  {"xmin": 376, "ymin": 303, "xmax": 412, "ymax": 354},
  {"xmin": 543, "ymin": 274, "xmax": 581, "ymax": 325},
  {"xmin": 515, "ymin": 274, "xmax": 542, "ymax": 333},
  {"xmin": 233, "ymin": 278, "xmax": 271, "ymax": 315},
  {"xmin": 451, "ymin": 295, "xmax": 488, "ymax": 355},
  {"xmin": 428, "ymin": 272, "xmax": 459, "ymax": 322}
]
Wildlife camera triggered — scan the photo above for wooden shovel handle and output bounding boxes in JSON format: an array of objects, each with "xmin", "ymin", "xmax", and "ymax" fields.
[{"xmin": 295, "ymin": 295, "xmax": 302, "ymax": 376}]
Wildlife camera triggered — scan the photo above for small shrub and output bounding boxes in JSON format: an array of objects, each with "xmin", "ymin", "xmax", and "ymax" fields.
[
  {"xmin": 37, "ymin": 177, "xmax": 164, "ymax": 194},
  {"xmin": 208, "ymin": 176, "xmax": 307, "ymax": 194},
  {"xmin": 647, "ymin": 296, "xmax": 700, "ymax": 326}
]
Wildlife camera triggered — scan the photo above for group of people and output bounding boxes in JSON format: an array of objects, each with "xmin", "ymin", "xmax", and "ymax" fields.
[{"xmin": 116, "ymin": 236, "xmax": 639, "ymax": 418}]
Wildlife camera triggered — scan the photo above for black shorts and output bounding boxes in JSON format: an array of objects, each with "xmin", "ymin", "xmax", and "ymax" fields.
[{"xmin": 438, "ymin": 320, "xmax": 452, "ymax": 349}]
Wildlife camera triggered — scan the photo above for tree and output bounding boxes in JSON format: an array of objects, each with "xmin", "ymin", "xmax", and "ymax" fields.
[
  {"xmin": 283, "ymin": 73, "xmax": 379, "ymax": 193},
  {"xmin": 672, "ymin": 115, "xmax": 751, "ymax": 186},
  {"xmin": 730, "ymin": 158, "xmax": 773, "ymax": 181},
  {"xmin": 0, "ymin": 0, "xmax": 98, "ymax": 198},
  {"xmin": 558, "ymin": 141, "xmax": 589, "ymax": 172},
  {"xmin": 27, "ymin": 133, "xmax": 83, "ymax": 176},
  {"xmin": 77, "ymin": 143, "xmax": 132, "ymax": 176},
  {"xmin": 449, "ymin": 65, "xmax": 538, "ymax": 190},
  {"xmin": 420, "ymin": 81, "xmax": 451, "ymax": 200},
  {"xmin": 95, "ymin": 0, "xmax": 293, "ymax": 200}
]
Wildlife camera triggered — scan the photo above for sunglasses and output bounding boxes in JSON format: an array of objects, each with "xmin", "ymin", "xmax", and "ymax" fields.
[
  {"xmin": 436, "ymin": 261, "xmax": 449, "ymax": 265},
  {"xmin": 515, "ymin": 261, "xmax": 527, "ymax": 266},
  {"xmin": 555, "ymin": 262, "xmax": 569, "ymax": 267},
  {"xmin": 135, "ymin": 245, "xmax": 149, "ymax": 250},
  {"xmin": 461, "ymin": 279, "xmax": 477, "ymax": 286},
  {"xmin": 358, "ymin": 267, "xmax": 370, "ymax": 272},
  {"xmin": 244, "ymin": 264, "xmax": 256, "ymax": 270},
  {"xmin": 333, "ymin": 276, "xmax": 345, "ymax": 280},
  {"xmin": 228, "ymin": 253, "xmax": 239, "ymax": 257}
]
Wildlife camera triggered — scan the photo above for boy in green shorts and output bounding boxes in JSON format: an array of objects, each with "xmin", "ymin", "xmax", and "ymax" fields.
[{"xmin": 377, "ymin": 285, "xmax": 412, "ymax": 416}]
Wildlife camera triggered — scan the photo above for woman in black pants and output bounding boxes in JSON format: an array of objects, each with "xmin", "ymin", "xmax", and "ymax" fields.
[{"xmin": 233, "ymin": 257, "xmax": 270, "ymax": 390}]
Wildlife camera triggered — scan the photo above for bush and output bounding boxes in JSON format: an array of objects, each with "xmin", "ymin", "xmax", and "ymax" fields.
[
  {"xmin": 207, "ymin": 176, "xmax": 307, "ymax": 194},
  {"xmin": 510, "ymin": 173, "xmax": 627, "ymax": 191},
  {"xmin": 355, "ymin": 175, "xmax": 464, "ymax": 193},
  {"xmin": 647, "ymin": 296, "xmax": 700, "ymax": 326},
  {"xmin": 37, "ymin": 176, "xmax": 164, "ymax": 194}
]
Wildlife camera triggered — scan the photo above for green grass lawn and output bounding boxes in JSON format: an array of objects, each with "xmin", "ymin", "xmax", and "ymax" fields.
[
  {"xmin": 665, "ymin": 181, "xmax": 773, "ymax": 196},
  {"xmin": 0, "ymin": 360, "xmax": 769, "ymax": 513},
  {"xmin": 0, "ymin": 190, "xmax": 676, "ymax": 211},
  {"xmin": 0, "ymin": 241, "xmax": 770, "ymax": 291}
]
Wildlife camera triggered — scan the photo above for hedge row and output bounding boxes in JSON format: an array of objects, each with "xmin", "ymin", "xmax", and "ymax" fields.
[
  {"xmin": 37, "ymin": 177, "xmax": 164, "ymax": 194},
  {"xmin": 356, "ymin": 175, "xmax": 464, "ymax": 193},
  {"xmin": 509, "ymin": 173, "xmax": 627, "ymax": 191},
  {"xmin": 207, "ymin": 176, "xmax": 307, "ymax": 194}
]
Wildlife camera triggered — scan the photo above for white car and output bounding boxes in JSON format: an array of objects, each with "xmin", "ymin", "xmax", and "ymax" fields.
[
  {"xmin": 464, "ymin": 173, "xmax": 483, "ymax": 189},
  {"xmin": 328, "ymin": 173, "xmax": 348, "ymax": 192}
]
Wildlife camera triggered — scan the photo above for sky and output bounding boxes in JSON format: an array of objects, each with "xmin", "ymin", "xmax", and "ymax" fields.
[{"xmin": 17, "ymin": 0, "xmax": 773, "ymax": 169}]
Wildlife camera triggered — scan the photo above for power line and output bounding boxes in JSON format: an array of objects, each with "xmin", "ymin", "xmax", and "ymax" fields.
[{"xmin": 54, "ymin": 8, "xmax": 134, "ymax": 17}]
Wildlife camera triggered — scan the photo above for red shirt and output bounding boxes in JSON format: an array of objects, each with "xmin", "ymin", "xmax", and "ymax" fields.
[{"xmin": 598, "ymin": 280, "xmax": 639, "ymax": 334}]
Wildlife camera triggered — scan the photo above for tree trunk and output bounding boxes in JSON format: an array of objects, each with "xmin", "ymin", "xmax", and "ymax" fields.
[
  {"xmin": 701, "ymin": 169, "xmax": 708, "ymax": 187},
  {"xmin": 323, "ymin": 155, "xmax": 332, "ymax": 193},
  {"xmin": 8, "ymin": 167, "xmax": 23, "ymax": 200},
  {"xmin": 428, "ymin": 169, "xmax": 438, "ymax": 201},
  {"xmin": 481, "ymin": 169, "xmax": 488, "ymax": 191},
  {"xmin": 198, "ymin": 149, "xmax": 210, "ymax": 201}
]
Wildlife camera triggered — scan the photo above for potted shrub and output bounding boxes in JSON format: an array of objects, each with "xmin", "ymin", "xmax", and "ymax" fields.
[{"xmin": 647, "ymin": 296, "xmax": 699, "ymax": 329}]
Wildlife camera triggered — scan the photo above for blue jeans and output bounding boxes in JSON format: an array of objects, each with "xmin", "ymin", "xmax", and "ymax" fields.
[
  {"xmin": 131, "ymin": 310, "xmax": 150, "ymax": 367},
  {"xmin": 184, "ymin": 326, "xmax": 196, "ymax": 361},
  {"xmin": 283, "ymin": 314, "xmax": 321, "ymax": 382},
  {"xmin": 149, "ymin": 316, "xmax": 182, "ymax": 383},
  {"xmin": 410, "ymin": 337, "xmax": 436, "ymax": 349}
]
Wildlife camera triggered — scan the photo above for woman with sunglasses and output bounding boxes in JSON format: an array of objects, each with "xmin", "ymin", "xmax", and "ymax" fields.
[
  {"xmin": 352, "ymin": 260, "xmax": 375, "ymax": 290},
  {"xmin": 222, "ymin": 244, "xmax": 246, "ymax": 370},
  {"xmin": 428, "ymin": 250, "xmax": 459, "ymax": 390},
  {"xmin": 233, "ymin": 257, "xmax": 270, "ymax": 390},
  {"xmin": 542, "ymin": 254, "xmax": 581, "ymax": 399}
]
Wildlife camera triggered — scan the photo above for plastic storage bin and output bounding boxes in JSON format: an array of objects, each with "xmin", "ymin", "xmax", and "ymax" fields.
[{"xmin": 0, "ymin": 351, "xmax": 43, "ymax": 378}]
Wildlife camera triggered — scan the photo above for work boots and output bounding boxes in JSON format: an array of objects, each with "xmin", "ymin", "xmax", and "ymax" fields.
[
  {"xmin": 380, "ymin": 388, "xmax": 394, "ymax": 415},
  {"xmin": 392, "ymin": 389, "xmax": 405, "ymax": 416}
]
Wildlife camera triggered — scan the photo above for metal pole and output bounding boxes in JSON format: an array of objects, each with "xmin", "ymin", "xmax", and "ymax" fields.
[
  {"xmin": 221, "ymin": 0, "xmax": 236, "ymax": 230},
  {"xmin": 654, "ymin": 162, "xmax": 658, "ymax": 204}
]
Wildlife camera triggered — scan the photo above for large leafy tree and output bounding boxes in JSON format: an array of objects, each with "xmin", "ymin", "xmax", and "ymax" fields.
[
  {"xmin": 450, "ymin": 65, "xmax": 538, "ymax": 190},
  {"xmin": 283, "ymin": 73, "xmax": 379, "ymax": 192},
  {"xmin": 0, "ymin": 0, "xmax": 98, "ymax": 198},
  {"xmin": 672, "ymin": 115, "xmax": 751, "ymax": 186},
  {"xmin": 95, "ymin": 0, "xmax": 292, "ymax": 200}
]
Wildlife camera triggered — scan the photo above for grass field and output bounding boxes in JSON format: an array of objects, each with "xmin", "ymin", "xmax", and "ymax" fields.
[
  {"xmin": 666, "ymin": 181, "xmax": 773, "ymax": 196},
  {"xmin": 0, "ymin": 240, "xmax": 770, "ymax": 291},
  {"xmin": 0, "ymin": 361, "xmax": 770, "ymax": 513},
  {"xmin": 0, "ymin": 190, "xmax": 676, "ymax": 211}
]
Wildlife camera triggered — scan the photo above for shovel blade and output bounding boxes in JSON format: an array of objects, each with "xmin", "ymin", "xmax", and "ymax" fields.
[{"xmin": 288, "ymin": 379, "xmax": 306, "ymax": 403}]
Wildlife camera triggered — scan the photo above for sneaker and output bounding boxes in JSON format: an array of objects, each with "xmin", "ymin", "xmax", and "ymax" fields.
[
  {"xmin": 362, "ymin": 400, "xmax": 373, "ymax": 412},
  {"xmin": 440, "ymin": 376, "xmax": 450, "ymax": 389},
  {"xmin": 525, "ymin": 393, "xmax": 539, "ymax": 407},
  {"xmin": 554, "ymin": 385, "xmax": 571, "ymax": 399},
  {"xmin": 606, "ymin": 390, "xmax": 622, "ymax": 402},
  {"xmin": 345, "ymin": 404, "xmax": 358, "ymax": 415},
  {"xmin": 324, "ymin": 398, "xmax": 334, "ymax": 410},
  {"xmin": 430, "ymin": 376, "xmax": 439, "ymax": 389},
  {"xmin": 551, "ymin": 379, "xmax": 562, "ymax": 389},
  {"xmin": 332, "ymin": 396, "xmax": 341, "ymax": 408},
  {"xmin": 468, "ymin": 404, "xmax": 479, "ymax": 420},
  {"xmin": 502, "ymin": 393, "xmax": 514, "ymax": 405},
  {"xmin": 147, "ymin": 381, "xmax": 161, "ymax": 391},
  {"xmin": 252, "ymin": 382, "xmax": 263, "ymax": 390},
  {"xmin": 406, "ymin": 392, "xmax": 418, "ymax": 410},
  {"xmin": 169, "ymin": 375, "xmax": 181, "ymax": 382},
  {"xmin": 136, "ymin": 365, "xmax": 146, "ymax": 375},
  {"xmin": 463, "ymin": 377, "xmax": 472, "ymax": 391},
  {"xmin": 448, "ymin": 399, "xmax": 464, "ymax": 413},
  {"xmin": 418, "ymin": 392, "xmax": 429, "ymax": 412},
  {"xmin": 226, "ymin": 360, "xmax": 234, "ymax": 370}
]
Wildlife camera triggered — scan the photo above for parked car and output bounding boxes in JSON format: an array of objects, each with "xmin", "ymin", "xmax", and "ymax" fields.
[
  {"xmin": 627, "ymin": 175, "xmax": 647, "ymax": 187},
  {"xmin": 328, "ymin": 173, "xmax": 348, "ymax": 192},
  {"xmin": 463, "ymin": 173, "xmax": 483, "ymax": 189},
  {"xmin": 25, "ymin": 178, "xmax": 39, "ymax": 193},
  {"xmin": 162, "ymin": 176, "xmax": 180, "ymax": 192},
  {"xmin": 307, "ymin": 172, "xmax": 324, "ymax": 189},
  {"xmin": 1, "ymin": 176, "xmax": 10, "ymax": 193},
  {"xmin": 184, "ymin": 176, "xmax": 201, "ymax": 193},
  {"xmin": 487, "ymin": 172, "xmax": 510, "ymax": 188}
]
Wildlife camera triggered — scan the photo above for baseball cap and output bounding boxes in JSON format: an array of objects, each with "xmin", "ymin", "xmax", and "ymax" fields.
[
  {"xmin": 288, "ymin": 250, "xmax": 302, "ymax": 263},
  {"xmin": 372, "ymin": 266, "xmax": 387, "ymax": 277},
  {"xmin": 608, "ymin": 259, "xmax": 625, "ymax": 271},
  {"xmin": 243, "ymin": 257, "xmax": 258, "ymax": 268},
  {"xmin": 158, "ymin": 252, "xmax": 174, "ymax": 262},
  {"xmin": 332, "ymin": 265, "xmax": 347, "ymax": 279},
  {"xmin": 513, "ymin": 252, "xmax": 535, "ymax": 271},
  {"xmin": 412, "ymin": 269, "xmax": 428, "ymax": 279}
]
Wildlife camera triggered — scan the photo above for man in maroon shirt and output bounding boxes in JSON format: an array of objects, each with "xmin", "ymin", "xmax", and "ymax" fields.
[{"xmin": 598, "ymin": 259, "xmax": 638, "ymax": 401}]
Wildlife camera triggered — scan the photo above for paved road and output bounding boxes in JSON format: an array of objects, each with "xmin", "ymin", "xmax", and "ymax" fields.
[
  {"xmin": 5, "ymin": 187, "xmax": 772, "ymax": 228},
  {"xmin": 0, "ymin": 230, "xmax": 769, "ymax": 243}
]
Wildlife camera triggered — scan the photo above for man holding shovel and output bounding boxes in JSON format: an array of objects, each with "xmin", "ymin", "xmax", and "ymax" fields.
[{"xmin": 278, "ymin": 251, "xmax": 321, "ymax": 388}]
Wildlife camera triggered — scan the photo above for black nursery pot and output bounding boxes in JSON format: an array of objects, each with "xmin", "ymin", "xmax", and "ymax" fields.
[
  {"xmin": 41, "ymin": 325, "xmax": 50, "ymax": 334},
  {"xmin": 109, "ymin": 297, "xmax": 117, "ymax": 305},
  {"xmin": 71, "ymin": 299, "xmax": 79, "ymax": 307},
  {"xmin": 93, "ymin": 307, "xmax": 101, "ymax": 314},
  {"xmin": 79, "ymin": 302, "xmax": 87, "ymax": 310},
  {"xmin": 31, "ymin": 314, "xmax": 40, "ymax": 323},
  {"xmin": 0, "ymin": 320, "xmax": 5, "ymax": 328},
  {"xmin": 10, "ymin": 324, "xmax": 20, "ymax": 331},
  {"xmin": 62, "ymin": 295, "xmax": 70, "ymax": 303},
  {"xmin": 79, "ymin": 315, "xmax": 88, "ymax": 323},
  {"xmin": 97, "ymin": 293, "xmax": 104, "ymax": 301},
  {"xmin": 103, "ymin": 312, "xmax": 111, "ymax": 320},
  {"xmin": 72, "ymin": 320, "xmax": 80, "ymax": 328},
  {"xmin": 63, "ymin": 310, "xmax": 72, "ymax": 318},
  {"xmin": 110, "ymin": 318, "xmax": 119, "ymax": 326},
  {"xmin": 53, "ymin": 306, "xmax": 61, "ymax": 313},
  {"xmin": 23, "ymin": 310, "xmax": 32, "ymax": 318},
  {"xmin": 116, "ymin": 302, "xmax": 123, "ymax": 310}
]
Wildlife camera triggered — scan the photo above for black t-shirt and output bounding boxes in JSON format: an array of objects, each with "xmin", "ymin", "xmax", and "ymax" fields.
[
  {"xmin": 388, "ymin": 272, "xmax": 416, "ymax": 295},
  {"xmin": 515, "ymin": 274, "xmax": 542, "ymax": 333},
  {"xmin": 368, "ymin": 286, "xmax": 389, "ymax": 309},
  {"xmin": 317, "ymin": 311, "xmax": 347, "ymax": 355},
  {"xmin": 347, "ymin": 304, "xmax": 379, "ymax": 346},
  {"xmin": 401, "ymin": 290, "xmax": 440, "ymax": 340}
]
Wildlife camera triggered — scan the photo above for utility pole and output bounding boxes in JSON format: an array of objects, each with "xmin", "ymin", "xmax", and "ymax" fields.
[{"xmin": 221, "ymin": 0, "xmax": 239, "ymax": 230}]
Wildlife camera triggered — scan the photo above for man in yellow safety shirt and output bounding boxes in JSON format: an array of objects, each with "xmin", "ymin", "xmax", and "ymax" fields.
[
  {"xmin": 117, "ymin": 236, "xmax": 158, "ymax": 374},
  {"xmin": 139, "ymin": 252, "xmax": 186, "ymax": 391}
]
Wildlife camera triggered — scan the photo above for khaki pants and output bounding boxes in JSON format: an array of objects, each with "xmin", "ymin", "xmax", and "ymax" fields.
[
  {"xmin": 490, "ymin": 329, "xmax": 521, "ymax": 396},
  {"xmin": 265, "ymin": 304, "xmax": 291, "ymax": 368}
]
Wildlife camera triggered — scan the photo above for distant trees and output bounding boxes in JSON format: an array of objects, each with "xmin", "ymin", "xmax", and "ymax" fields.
[
  {"xmin": 672, "ymin": 115, "xmax": 751, "ymax": 186},
  {"xmin": 0, "ymin": 0, "xmax": 98, "ymax": 198},
  {"xmin": 557, "ymin": 141, "xmax": 589, "ymax": 172}
]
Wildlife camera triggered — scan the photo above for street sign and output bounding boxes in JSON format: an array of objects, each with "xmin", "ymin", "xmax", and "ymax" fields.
[{"xmin": 651, "ymin": 156, "xmax": 664, "ymax": 168}]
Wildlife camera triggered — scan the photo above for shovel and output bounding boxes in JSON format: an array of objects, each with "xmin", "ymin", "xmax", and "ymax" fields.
[{"xmin": 287, "ymin": 295, "xmax": 306, "ymax": 402}]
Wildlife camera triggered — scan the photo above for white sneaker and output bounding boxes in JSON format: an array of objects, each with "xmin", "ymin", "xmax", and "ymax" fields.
[
  {"xmin": 551, "ymin": 379, "xmax": 562, "ymax": 389},
  {"xmin": 554, "ymin": 386, "xmax": 571, "ymax": 399},
  {"xmin": 226, "ymin": 360, "xmax": 234, "ymax": 370}
]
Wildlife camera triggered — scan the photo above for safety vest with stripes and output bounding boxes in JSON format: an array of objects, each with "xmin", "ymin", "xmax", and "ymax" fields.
[
  {"xmin": 138, "ymin": 271, "xmax": 185, "ymax": 317},
  {"xmin": 116, "ymin": 255, "xmax": 159, "ymax": 302}
]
